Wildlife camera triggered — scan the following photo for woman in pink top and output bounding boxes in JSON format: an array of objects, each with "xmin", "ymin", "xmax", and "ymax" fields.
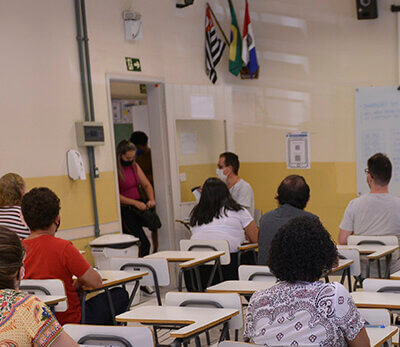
[{"xmin": 117, "ymin": 140, "xmax": 156, "ymax": 256}]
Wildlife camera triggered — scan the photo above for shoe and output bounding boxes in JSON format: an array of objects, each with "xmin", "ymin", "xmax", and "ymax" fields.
[{"xmin": 140, "ymin": 285, "xmax": 154, "ymax": 296}]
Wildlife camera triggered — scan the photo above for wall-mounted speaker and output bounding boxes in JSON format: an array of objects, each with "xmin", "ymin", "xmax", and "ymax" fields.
[{"xmin": 356, "ymin": 0, "xmax": 378, "ymax": 20}]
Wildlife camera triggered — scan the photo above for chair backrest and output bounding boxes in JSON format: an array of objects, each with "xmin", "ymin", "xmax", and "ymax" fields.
[
  {"xmin": 348, "ymin": 235, "xmax": 399, "ymax": 246},
  {"xmin": 165, "ymin": 291, "xmax": 243, "ymax": 330},
  {"xmin": 363, "ymin": 278, "xmax": 400, "ymax": 292},
  {"xmin": 238, "ymin": 265, "xmax": 276, "ymax": 282},
  {"xmin": 20, "ymin": 279, "xmax": 67, "ymax": 312},
  {"xmin": 180, "ymin": 239, "xmax": 231, "ymax": 265},
  {"xmin": 109, "ymin": 257, "xmax": 170, "ymax": 287},
  {"xmin": 63, "ymin": 324, "xmax": 155, "ymax": 346},
  {"xmin": 359, "ymin": 308, "xmax": 391, "ymax": 326},
  {"xmin": 254, "ymin": 209, "xmax": 262, "ymax": 227},
  {"xmin": 218, "ymin": 342, "xmax": 255, "ymax": 346},
  {"xmin": 337, "ymin": 249, "xmax": 361, "ymax": 277}
]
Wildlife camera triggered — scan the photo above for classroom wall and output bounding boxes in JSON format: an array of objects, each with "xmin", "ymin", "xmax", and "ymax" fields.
[{"xmin": 1, "ymin": 0, "xmax": 398, "ymax": 247}]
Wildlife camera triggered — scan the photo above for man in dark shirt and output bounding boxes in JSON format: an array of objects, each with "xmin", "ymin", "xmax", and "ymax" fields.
[
  {"xmin": 130, "ymin": 131, "xmax": 158, "ymax": 252},
  {"xmin": 258, "ymin": 175, "xmax": 318, "ymax": 265}
]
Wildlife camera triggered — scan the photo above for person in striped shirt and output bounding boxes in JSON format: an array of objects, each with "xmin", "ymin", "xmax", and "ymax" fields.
[{"xmin": 0, "ymin": 172, "xmax": 30, "ymax": 238}]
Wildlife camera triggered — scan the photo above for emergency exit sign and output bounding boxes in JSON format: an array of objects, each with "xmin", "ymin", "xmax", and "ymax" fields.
[{"xmin": 125, "ymin": 57, "xmax": 141, "ymax": 72}]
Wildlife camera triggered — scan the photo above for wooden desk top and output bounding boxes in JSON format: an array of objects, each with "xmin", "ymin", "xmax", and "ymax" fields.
[
  {"xmin": 207, "ymin": 280, "xmax": 277, "ymax": 295},
  {"xmin": 237, "ymin": 243, "xmax": 258, "ymax": 251},
  {"xmin": 390, "ymin": 270, "xmax": 400, "ymax": 279},
  {"xmin": 145, "ymin": 250, "xmax": 225, "ymax": 268},
  {"xmin": 351, "ymin": 291, "xmax": 400, "ymax": 309},
  {"xmin": 366, "ymin": 326, "xmax": 398, "ymax": 347},
  {"xmin": 36, "ymin": 295, "xmax": 66, "ymax": 306},
  {"xmin": 83, "ymin": 270, "xmax": 148, "ymax": 291},
  {"xmin": 330, "ymin": 259, "xmax": 354, "ymax": 273},
  {"xmin": 337, "ymin": 245, "xmax": 399, "ymax": 259},
  {"xmin": 115, "ymin": 306, "xmax": 238, "ymax": 338}
]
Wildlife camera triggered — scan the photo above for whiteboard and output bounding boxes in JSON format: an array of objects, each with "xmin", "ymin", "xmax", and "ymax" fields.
[{"xmin": 355, "ymin": 86, "xmax": 400, "ymax": 196}]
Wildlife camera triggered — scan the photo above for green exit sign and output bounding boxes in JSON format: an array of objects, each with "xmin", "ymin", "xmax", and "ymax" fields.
[{"xmin": 125, "ymin": 57, "xmax": 141, "ymax": 72}]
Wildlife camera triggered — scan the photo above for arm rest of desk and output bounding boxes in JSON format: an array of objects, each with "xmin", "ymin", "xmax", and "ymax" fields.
[
  {"xmin": 238, "ymin": 243, "xmax": 258, "ymax": 251},
  {"xmin": 367, "ymin": 246, "xmax": 399, "ymax": 260}
]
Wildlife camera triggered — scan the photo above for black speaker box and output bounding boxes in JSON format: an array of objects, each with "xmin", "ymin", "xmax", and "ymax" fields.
[{"xmin": 356, "ymin": 0, "xmax": 378, "ymax": 20}]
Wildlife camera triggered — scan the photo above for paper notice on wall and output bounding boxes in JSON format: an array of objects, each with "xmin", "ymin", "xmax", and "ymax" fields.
[
  {"xmin": 286, "ymin": 132, "xmax": 310, "ymax": 169},
  {"xmin": 181, "ymin": 132, "xmax": 197, "ymax": 154},
  {"xmin": 190, "ymin": 95, "xmax": 215, "ymax": 119}
]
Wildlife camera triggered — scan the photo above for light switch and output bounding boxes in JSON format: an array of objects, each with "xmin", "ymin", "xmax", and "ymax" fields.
[{"xmin": 180, "ymin": 172, "xmax": 187, "ymax": 182}]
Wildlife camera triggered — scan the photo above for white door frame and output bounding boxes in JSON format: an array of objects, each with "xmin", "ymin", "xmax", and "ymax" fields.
[{"xmin": 105, "ymin": 73, "xmax": 175, "ymax": 250}]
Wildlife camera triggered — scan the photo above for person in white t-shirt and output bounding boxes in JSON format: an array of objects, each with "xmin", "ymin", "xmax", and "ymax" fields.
[
  {"xmin": 188, "ymin": 177, "xmax": 258, "ymax": 289},
  {"xmin": 339, "ymin": 153, "xmax": 400, "ymax": 274},
  {"xmin": 217, "ymin": 152, "xmax": 255, "ymax": 217}
]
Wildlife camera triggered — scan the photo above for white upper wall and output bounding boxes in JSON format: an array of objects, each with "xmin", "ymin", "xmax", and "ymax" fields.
[{"xmin": 0, "ymin": 0, "xmax": 399, "ymax": 178}]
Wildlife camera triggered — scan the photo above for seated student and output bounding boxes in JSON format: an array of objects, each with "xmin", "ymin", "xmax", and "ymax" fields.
[
  {"xmin": 257, "ymin": 175, "xmax": 318, "ymax": 265},
  {"xmin": 188, "ymin": 177, "xmax": 258, "ymax": 289},
  {"xmin": 0, "ymin": 172, "xmax": 30, "ymax": 238},
  {"xmin": 244, "ymin": 216, "xmax": 369, "ymax": 346},
  {"xmin": 21, "ymin": 187, "xmax": 129, "ymax": 326},
  {"xmin": 0, "ymin": 227, "xmax": 78, "ymax": 346}
]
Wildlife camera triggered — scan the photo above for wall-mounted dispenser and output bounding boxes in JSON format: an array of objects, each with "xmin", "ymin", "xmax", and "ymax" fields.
[{"xmin": 67, "ymin": 149, "xmax": 86, "ymax": 180}]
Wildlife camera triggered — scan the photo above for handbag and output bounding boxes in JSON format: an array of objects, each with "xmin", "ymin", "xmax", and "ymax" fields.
[{"xmin": 129, "ymin": 164, "xmax": 162, "ymax": 230}]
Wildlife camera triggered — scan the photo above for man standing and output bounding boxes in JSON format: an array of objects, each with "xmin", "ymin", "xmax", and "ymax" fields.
[
  {"xmin": 217, "ymin": 152, "xmax": 254, "ymax": 217},
  {"xmin": 339, "ymin": 153, "xmax": 400, "ymax": 275},
  {"xmin": 130, "ymin": 131, "xmax": 159, "ymax": 252},
  {"xmin": 339, "ymin": 153, "xmax": 400, "ymax": 243},
  {"xmin": 257, "ymin": 175, "xmax": 318, "ymax": 265}
]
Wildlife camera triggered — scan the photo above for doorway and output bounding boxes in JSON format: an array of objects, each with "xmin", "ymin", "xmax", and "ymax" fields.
[{"xmin": 106, "ymin": 75, "xmax": 175, "ymax": 253}]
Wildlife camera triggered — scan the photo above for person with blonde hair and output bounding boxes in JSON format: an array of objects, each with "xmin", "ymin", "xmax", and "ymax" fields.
[
  {"xmin": 0, "ymin": 172, "xmax": 30, "ymax": 238},
  {"xmin": 0, "ymin": 226, "xmax": 78, "ymax": 346}
]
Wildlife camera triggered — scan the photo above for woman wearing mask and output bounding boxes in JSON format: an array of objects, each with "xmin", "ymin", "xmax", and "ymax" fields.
[
  {"xmin": 116, "ymin": 140, "xmax": 156, "ymax": 257},
  {"xmin": 0, "ymin": 227, "xmax": 78, "ymax": 346},
  {"xmin": 0, "ymin": 172, "xmax": 30, "ymax": 238}
]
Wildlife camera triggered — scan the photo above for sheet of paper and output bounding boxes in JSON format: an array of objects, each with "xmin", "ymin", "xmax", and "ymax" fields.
[
  {"xmin": 181, "ymin": 132, "xmax": 197, "ymax": 154},
  {"xmin": 190, "ymin": 95, "xmax": 215, "ymax": 119},
  {"xmin": 286, "ymin": 132, "xmax": 310, "ymax": 169}
]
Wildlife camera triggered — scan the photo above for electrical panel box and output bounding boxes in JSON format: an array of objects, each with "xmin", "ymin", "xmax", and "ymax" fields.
[{"xmin": 75, "ymin": 121, "xmax": 105, "ymax": 146}]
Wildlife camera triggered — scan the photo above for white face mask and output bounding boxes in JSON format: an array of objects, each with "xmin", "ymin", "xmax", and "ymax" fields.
[{"xmin": 216, "ymin": 168, "xmax": 228, "ymax": 182}]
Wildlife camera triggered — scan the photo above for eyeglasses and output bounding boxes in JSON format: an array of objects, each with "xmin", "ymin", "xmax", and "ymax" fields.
[{"xmin": 364, "ymin": 168, "xmax": 369, "ymax": 174}]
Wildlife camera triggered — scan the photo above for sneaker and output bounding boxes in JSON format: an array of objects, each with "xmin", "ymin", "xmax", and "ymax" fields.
[{"xmin": 140, "ymin": 285, "xmax": 154, "ymax": 296}]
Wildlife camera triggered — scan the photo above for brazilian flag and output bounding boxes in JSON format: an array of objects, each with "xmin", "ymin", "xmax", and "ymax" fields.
[{"xmin": 228, "ymin": 0, "xmax": 242, "ymax": 76}]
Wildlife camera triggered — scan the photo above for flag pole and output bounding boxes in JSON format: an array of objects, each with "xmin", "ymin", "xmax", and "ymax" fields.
[{"xmin": 206, "ymin": 2, "xmax": 229, "ymax": 46}]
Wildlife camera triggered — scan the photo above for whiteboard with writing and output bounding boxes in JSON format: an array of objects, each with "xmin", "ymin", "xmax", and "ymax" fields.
[{"xmin": 355, "ymin": 86, "xmax": 400, "ymax": 196}]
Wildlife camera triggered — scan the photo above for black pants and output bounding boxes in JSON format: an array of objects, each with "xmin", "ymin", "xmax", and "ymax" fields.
[
  {"xmin": 84, "ymin": 287, "xmax": 129, "ymax": 325},
  {"xmin": 121, "ymin": 206, "xmax": 150, "ymax": 257}
]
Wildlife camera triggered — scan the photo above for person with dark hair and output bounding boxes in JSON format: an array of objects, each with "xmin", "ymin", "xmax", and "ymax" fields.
[
  {"xmin": 117, "ymin": 139, "xmax": 157, "ymax": 257},
  {"xmin": 257, "ymin": 175, "xmax": 318, "ymax": 265},
  {"xmin": 245, "ymin": 216, "xmax": 369, "ymax": 346},
  {"xmin": 217, "ymin": 152, "xmax": 254, "ymax": 217},
  {"xmin": 130, "ymin": 131, "xmax": 160, "ymax": 252},
  {"xmin": 21, "ymin": 187, "xmax": 128, "ymax": 326},
  {"xmin": 0, "ymin": 172, "xmax": 30, "ymax": 238},
  {"xmin": 188, "ymin": 177, "xmax": 258, "ymax": 289},
  {"xmin": 339, "ymin": 153, "xmax": 400, "ymax": 275},
  {"xmin": 0, "ymin": 227, "xmax": 79, "ymax": 346}
]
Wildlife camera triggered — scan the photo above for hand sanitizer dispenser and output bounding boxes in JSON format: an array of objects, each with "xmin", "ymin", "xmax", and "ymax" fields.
[{"xmin": 67, "ymin": 150, "xmax": 86, "ymax": 180}]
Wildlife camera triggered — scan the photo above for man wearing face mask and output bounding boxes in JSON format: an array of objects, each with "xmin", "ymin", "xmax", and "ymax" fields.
[
  {"xmin": 21, "ymin": 187, "xmax": 129, "ymax": 325},
  {"xmin": 217, "ymin": 152, "xmax": 255, "ymax": 217},
  {"xmin": 339, "ymin": 153, "xmax": 400, "ymax": 275}
]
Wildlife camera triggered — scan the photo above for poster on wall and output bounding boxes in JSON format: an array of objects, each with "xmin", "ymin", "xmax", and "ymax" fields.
[
  {"xmin": 286, "ymin": 132, "xmax": 310, "ymax": 169},
  {"xmin": 112, "ymin": 100, "xmax": 122, "ymax": 123}
]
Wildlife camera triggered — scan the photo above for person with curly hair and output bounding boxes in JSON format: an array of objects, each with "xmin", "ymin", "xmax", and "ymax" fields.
[
  {"xmin": 0, "ymin": 172, "xmax": 30, "ymax": 238},
  {"xmin": 245, "ymin": 216, "xmax": 370, "ymax": 346}
]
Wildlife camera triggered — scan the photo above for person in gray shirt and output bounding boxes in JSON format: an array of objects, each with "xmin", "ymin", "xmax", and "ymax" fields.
[{"xmin": 258, "ymin": 175, "xmax": 318, "ymax": 265}]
